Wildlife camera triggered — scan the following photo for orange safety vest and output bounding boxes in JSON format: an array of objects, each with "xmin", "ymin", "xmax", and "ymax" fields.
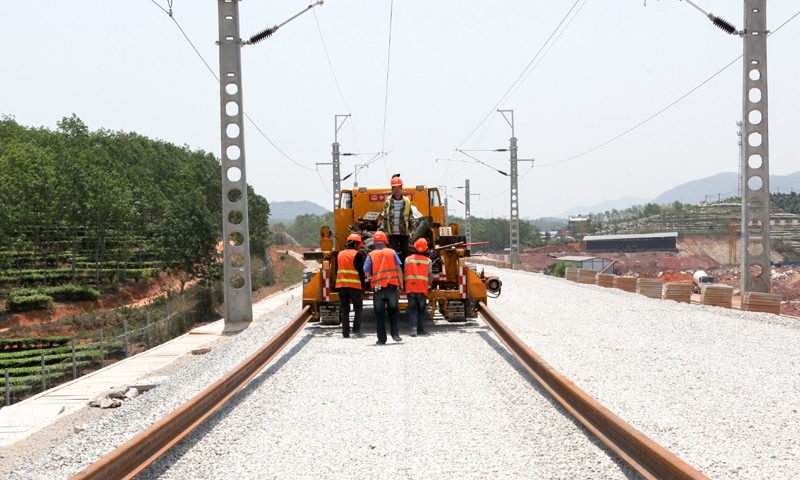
[
  {"xmin": 404, "ymin": 254, "xmax": 430, "ymax": 294},
  {"xmin": 335, "ymin": 249, "xmax": 362, "ymax": 290},
  {"xmin": 368, "ymin": 248, "xmax": 399, "ymax": 288}
]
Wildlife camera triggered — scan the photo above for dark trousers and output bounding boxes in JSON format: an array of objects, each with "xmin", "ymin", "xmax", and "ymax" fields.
[
  {"xmin": 388, "ymin": 235, "xmax": 409, "ymax": 263},
  {"xmin": 373, "ymin": 284, "xmax": 399, "ymax": 342},
  {"xmin": 406, "ymin": 292, "xmax": 427, "ymax": 333},
  {"xmin": 338, "ymin": 287, "xmax": 363, "ymax": 336}
]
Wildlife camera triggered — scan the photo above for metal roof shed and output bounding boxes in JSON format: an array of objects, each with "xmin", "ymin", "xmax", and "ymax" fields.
[
  {"xmin": 554, "ymin": 256, "xmax": 613, "ymax": 273},
  {"xmin": 583, "ymin": 232, "xmax": 678, "ymax": 252}
]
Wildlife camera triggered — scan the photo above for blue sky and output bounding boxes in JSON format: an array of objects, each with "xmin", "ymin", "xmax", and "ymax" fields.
[{"xmin": 2, "ymin": 1, "xmax": 798, "ymax": 218}]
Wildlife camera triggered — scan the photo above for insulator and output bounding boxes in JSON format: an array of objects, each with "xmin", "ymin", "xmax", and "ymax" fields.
[
  {"xmin": 249, "ymin": 27, "xmax": 276, "ymax": 44},
  {"xmin": 710, "ymin": 15, "xmax": 737, "ymax": 35}
]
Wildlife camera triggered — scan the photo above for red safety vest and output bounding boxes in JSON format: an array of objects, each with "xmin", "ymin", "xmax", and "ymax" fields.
[
  {"xmin": 369, "ymin": 248, "xmax": 399, "ymax": 288},
  {"xmin": 335, "ymin": 249, "xmax": 362, "ymax": 290},
  {"xmin": 404, "ymin": 254, "xmax": 430, "ymax": 294}
]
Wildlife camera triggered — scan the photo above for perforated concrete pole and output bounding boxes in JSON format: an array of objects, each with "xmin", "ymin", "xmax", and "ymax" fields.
[
  {"xmin": 465, "ymin": 179, "xmax": 472, "ymax": 244},
  {"xmin": 509, "ymin": 136, "xmax": 520, "ymax": 267},
  {"xmin": 740, "ymin": 0, "xmax": 771, "ymax": 294},
  {"xmin": 219, "ymin": 0, "xmax": 253, "ymax": 325},
  {"xmin": 332, "ymin": 141, "xmax": 340, "ymax": 212}
]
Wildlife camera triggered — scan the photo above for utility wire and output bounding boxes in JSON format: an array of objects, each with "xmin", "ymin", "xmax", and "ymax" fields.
[
  {"xmin": 537, "ymin": 56, "xmax": 739, "ymax": 167},
  {"xmin": 380, "ymin": 0, "xmax": 395, "ymax": 177},
  {"xmin": 505, "ymin": 0, "xmax": 590, "ymax": 104},
  {"xmin": 147, "ymin": 0, "xmax": 313, "ymax": 171},
  {"xmin": 454, "ymin": 0, "xmax": 582, "ymax": 152},
  {"xmin": 312, "ymin": 9, "xmax": 361, "ymax": 152},
  {"xmin": 312, "ymin": 10, "xmax": 350, "ymax": 113},
  {"xmin": 312, "ymin": 11, "xmax": 361, "ymax": 154},
  {"xmin": 534, "ymin": 8, "xmax": 800, "ymax": 169},
  {"xmin": 480, "ymin": 9, "xmax": 800, "ymax": 203},
  {"xmin": 438, "ymin": 0, "xmax": 582, "ymax": 186},
  {"xmin": 316, "ymin": 169, "xmax": 332, "ymax": 196}
]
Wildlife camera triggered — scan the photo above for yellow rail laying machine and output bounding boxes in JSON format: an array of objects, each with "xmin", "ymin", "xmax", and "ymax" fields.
[{"xmin": 302, "ymin": 184, "xmax": 502, "ymax": 323}]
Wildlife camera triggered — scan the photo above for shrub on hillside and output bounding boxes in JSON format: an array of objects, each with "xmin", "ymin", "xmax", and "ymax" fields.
[
  {"xmin": 545, "ymin": 262, "xmax": 576, "ymax": 278},
  {"xmin": 6, "ymin": 294, "xmax": 54, "ymax": 312},
  {"xmin": 43, "ymin": 285, "xmax": 101, "ymax": 301}
]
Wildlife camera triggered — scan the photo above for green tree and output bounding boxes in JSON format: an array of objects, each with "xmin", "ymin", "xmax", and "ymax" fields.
[{"xmin": 288, "ymin": 212, "xmax": 335, "ymax": 247}]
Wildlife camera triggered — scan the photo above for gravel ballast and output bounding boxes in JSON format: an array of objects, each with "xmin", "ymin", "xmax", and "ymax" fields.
[
  {"xmin": 7, "ymin": 269, "xmax": 800, "ymax": 479},
  {"xmin": 490, "ymin": 270, "xmax": 800, "ymax": 480}
]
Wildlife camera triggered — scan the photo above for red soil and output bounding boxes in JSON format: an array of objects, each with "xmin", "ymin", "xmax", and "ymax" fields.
[
  {"xmin": 657, "ymin": 270, "xmax": 693, "ymax": 284},
  {"xmin": 0, "ymin": 245, "xmax": 308, "ymax": 333}
]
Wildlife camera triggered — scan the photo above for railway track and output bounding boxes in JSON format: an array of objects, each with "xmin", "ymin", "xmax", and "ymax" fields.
[{"xmin": 66, "ymin": 302, "xmax": 708, "ymax": 480}]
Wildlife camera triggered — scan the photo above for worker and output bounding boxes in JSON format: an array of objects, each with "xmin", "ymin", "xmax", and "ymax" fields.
[
  {"xmin": 404, "ymin": 238, "xmax": 431, "ymax": 336},
  {"xmin": 364, "ymin": 230, "xmax": 404, "ymax": 344},
  {"xmin": 335, "ymin": 233, "xmax": 366, "ymax": 338},
  {"xmin": 381, "ymin": 174, "xmax": 412, "ymax": 262}
]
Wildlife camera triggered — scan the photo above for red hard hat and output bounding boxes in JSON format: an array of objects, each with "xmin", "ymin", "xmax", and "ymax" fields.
[
  {"xmin": 373, "ymin": 231, "xmax": 388, "ymax": 243},
  {"xmin": 414, "ymin": 238, "xmax": 428, "ymax": 253},
  {"xmin": 390, "ymin": 176, "xmax": 403, "ymax": 187},
  {"xmin": 347, "ymin": 233, "xmax": 363, "ymax": 246}
]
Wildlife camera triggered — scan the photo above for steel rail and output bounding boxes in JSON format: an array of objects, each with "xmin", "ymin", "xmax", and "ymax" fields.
[
  {"xmin": 477, "ymin": 302, "xmax": 710, "ymax": 480},
  {"xmin": 70, "ymin": 306, "xmax": 313, "ymax": 480}
]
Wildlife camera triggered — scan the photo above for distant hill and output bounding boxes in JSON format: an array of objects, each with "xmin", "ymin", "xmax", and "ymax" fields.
[
  {"xmin": 270, "ymin": 200, "xmax": 329, "ymax": 225},
  {"xmin": 554, "ymin": 196, "xmax": 650, "ymax": 218},
  {"xmin": 652, "ymin": 171, "xmax": 800, "ymax": 205},
  {"xmin": 553, "ymin": 171, "xmax": 800, "ymax": 217}
]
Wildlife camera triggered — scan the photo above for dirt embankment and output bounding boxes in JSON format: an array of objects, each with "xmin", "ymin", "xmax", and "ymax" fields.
[
  {"xmin": 0, "ymin": 272, "xmax": 186, "ymax": 331},
  {"xmin": 0, "ymin": 245, "xmax": 309, "ymax": 335}
]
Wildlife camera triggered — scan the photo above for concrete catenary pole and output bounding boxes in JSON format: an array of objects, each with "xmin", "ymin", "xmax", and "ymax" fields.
[
  {"xmin": 218, "ymin": 0, "xmax": 253, "ymax": 327},
  {"xmin": 737, "ymin": 120, "xmax": 743, "ymax": 197},
  {"xmin": 498, "ymin": 110, "xmax": 532, "ymax": 268},
  {"xmin": 465, "ymin": 179, "xmax": 472, "ymax": 244},
  {"xmin": 464, "ymin": 179, "xmax": 479, "ymax": 245},
  {"xmin": 740, "ymin": 0, "xmax": 771, "ymax": 294},
  {"xmin": 331, "ymin": 115, "xmax": 350, "ymax": 211}
]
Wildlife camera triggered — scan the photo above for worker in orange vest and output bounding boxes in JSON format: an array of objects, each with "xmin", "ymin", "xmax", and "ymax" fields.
[
  {"xmin": 335, "ymin": 233, "xmax": 366, "ymax": 338},
  {"xmin": 404, "ymin": 238, "xmax": 431, "ymax": 336},
  {"xmin": 364, "ymin": 230, "xmax": 404, "ymax": 344}
]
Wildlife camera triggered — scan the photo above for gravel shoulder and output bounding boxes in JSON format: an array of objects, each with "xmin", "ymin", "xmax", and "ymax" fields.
[
  {"xmin": 4, "ymin": 295, "xmax": 641, "ymax": 479},
  {"xmin": 7, "ymin": 269, "xmax": 797, "ymax": 479},
  {"xmin": 489, "ymin": 269, "xmax": 800, "ymax": 480}
]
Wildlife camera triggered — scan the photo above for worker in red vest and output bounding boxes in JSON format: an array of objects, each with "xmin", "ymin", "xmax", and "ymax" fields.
[
  {"xmin": 335, "ymin": 233, "xmax": 366, "ymax": 338},
  {"xmin": 364, "ymin": 230, "xmax": 404, "ymax": 344},
  {"xmin": 404, "ymin": 238, "xmax": 431, "ymax": 336}
]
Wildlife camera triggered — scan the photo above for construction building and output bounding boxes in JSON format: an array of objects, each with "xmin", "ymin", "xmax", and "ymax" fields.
[{"xmin": 584, "ymin": 232, "xmax": 678, "ymax": 252}]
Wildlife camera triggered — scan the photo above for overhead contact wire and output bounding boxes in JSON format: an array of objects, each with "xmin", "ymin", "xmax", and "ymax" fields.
[
  {"xmin": 438, "ymin": 0, "xmax": 581, "ymax": 186},
  {"xmin": 505, "ymin": 0, "xmax": 590, "ymax": 104},
  {"xmin": 147, "ymin": 0, "xmax": 313, "ymax": 172},
  {"xmin": 380, "ymin": 0, "xmax": 395, "ymax": 176},
  {"xmin": 454, "ymin": 0, "xmax": 581, "ymax": 152},
  {"xmin": 535, "ymin": 9, "xmax": 800, "ymax": 169},
  {"xmin": 313, "ymin": 9, "xmax": 361, "ymax": 152}
]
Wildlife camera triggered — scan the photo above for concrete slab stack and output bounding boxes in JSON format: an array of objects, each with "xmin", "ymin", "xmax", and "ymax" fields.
[
  {"xmin": 741, "ymin": 292, "xmax": 782, "ymax": 314},
  {"xmin": 596, "ymin": 273, "xmax": 616, "ymax": 288},
  {"xmin": 576, "ymin": 269, "xmax": 597, "ymax": 284},
  {"xmin": 637, "ymin": 278, "xmax": 663, "ymax": 299},
  {"xmin": 663, "ymin": 283, "xmax": 692, "ymax": 303},
  {"xmin": 614, "ymin": 277, "xmax": 637, "ymax": 293},
  {"xmin": 565, "ymin": 267, "xmax": 578, "ymax": 282},
  {"xmin": 700, "ymin": 285, "xmax": 734, "ymax": 308}
]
